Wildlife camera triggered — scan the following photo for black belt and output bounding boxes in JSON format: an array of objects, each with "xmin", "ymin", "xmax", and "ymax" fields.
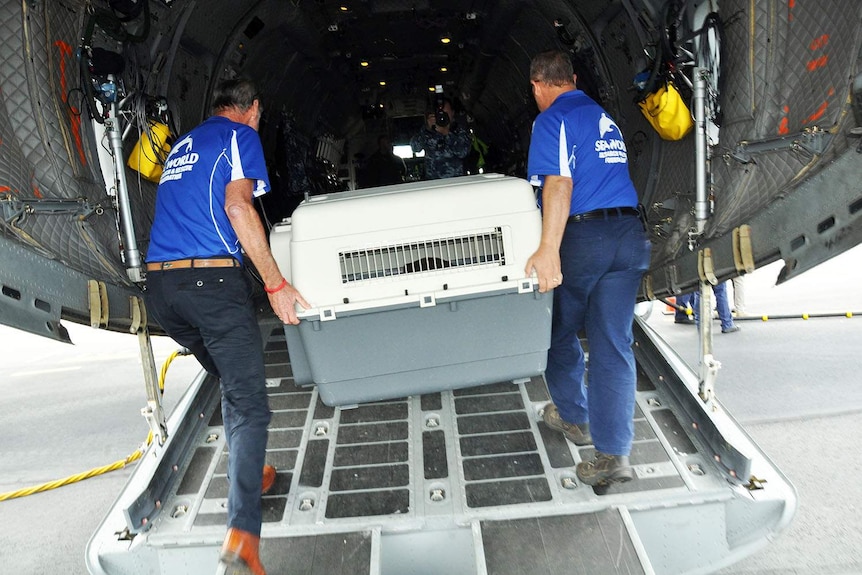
[{"xmin": 568, "ymin": 206, "xmax": 639, "ymax": 224}]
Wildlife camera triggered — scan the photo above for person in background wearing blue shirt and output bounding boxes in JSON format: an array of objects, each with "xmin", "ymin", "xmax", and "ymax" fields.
[
  {"xmin": 145, "ymin": 78, "xmax": 309, "ymax": 575},
  {"xmin": 525, "ymin": 50, "xmax": 652, "ymax": 487}
]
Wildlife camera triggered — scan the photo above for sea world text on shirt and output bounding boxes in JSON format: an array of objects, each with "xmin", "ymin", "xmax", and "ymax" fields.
[
  {"xmin": 594, "ymin": 113, "xmax": 627, "ymax": 164},
  {"xmin": 160, "ymin": 135, "xmax": 199, "ymax": 183}
]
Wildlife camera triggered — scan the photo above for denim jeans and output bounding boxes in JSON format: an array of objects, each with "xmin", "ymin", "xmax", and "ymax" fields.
[
  {"xmin": 674, "ymin": 292, "xmax": 694, "ymax": 321},
  {"xmin": 145, "ymin": 267, "xmax": 271, "ymax": 535},
  {"xmin": 693, "ymin": 281, "xmax": 734, "ymax": 331},
  {"xmin": 544, "ymin": 215, "xmax": 651, "ymax": 456}
]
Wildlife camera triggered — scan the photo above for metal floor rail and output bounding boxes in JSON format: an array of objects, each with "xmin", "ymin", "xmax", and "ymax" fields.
[{"xmin": 87, "ymin": 318, "xmax": 796, "ymax": 575}]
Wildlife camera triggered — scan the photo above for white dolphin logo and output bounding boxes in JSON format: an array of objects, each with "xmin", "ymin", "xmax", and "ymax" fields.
[
  {"xmin": 174, "ymin": 134, "xmax": 194, "ymax": 154},
  {"xmin": 598, "ymin": 113, "xmax": 619, "ymax": 139}
]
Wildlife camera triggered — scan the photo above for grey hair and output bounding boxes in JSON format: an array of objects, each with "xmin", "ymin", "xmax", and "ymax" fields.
[
  {"xmin": 529, "ymin": 50, "xmax": 574, "ymax": 87},
  {"xmin": 211, "ymin": 77, "xmax": 259, "ymax": 114}
]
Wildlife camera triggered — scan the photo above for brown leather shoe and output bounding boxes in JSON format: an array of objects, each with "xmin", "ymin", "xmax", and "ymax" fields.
[
  {"xmin": 542, "ymin": 403, "xmax": 592, "ymax": 445},
  {"xmin": 576, "ymin": 451, "xmax": 634, "ymax": 486},
  {"xmin": 219, "ymin": 528, "xmax": 266, "ymax": 575},
  {"xmin": 261, "ymin": 465, "xmax": 276, "ymax": 495}
]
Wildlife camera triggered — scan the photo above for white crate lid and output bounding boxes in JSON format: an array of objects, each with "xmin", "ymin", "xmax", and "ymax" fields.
[
  {"xmin": 271, "ymin": 173, "xmax": 543, "ymax": 317},
  {"xmin": 289, "ymin": 174, "xmax": 537, "ymax": 241}
]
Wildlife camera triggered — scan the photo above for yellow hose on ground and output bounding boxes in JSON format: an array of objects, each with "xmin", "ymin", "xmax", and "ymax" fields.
[
  {"xmin": 0, "ymin": 432, "xmax": 153, "ymax": 501},
  {"xmin": 0, "ymin": 348, "xmax": 187, "ymax": 502}
]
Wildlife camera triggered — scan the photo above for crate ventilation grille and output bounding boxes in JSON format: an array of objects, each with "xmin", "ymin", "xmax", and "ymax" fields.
[{"xmin": 340, "ymin": 228, "xmax": 505, "ymax": 283}]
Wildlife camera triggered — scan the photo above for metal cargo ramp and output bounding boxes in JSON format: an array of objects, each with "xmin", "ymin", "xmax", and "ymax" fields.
[{"xmin": 87, "ymin": 317, "xmax": 796, "ymax": 575}]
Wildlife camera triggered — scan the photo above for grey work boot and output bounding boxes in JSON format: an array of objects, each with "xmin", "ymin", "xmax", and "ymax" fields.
[
  {"xmin": 542, "ymin": 403, "xmax": 592, "ymax": 446},
  {"xmin": 576, "ymin": 451, "xmax": 635, "ymax": 486}
]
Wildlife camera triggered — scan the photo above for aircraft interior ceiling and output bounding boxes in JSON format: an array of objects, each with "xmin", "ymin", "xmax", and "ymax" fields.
[{"xmin": 0, "ymin": 0, "xmax": 861, "ymax": 338}]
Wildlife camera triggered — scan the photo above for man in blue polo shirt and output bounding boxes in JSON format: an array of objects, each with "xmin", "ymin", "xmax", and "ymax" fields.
[
  {"xmin": 145, "ymin": 78, "xmax": 308, "ymax": 575},
  {"xmin": 524, "ymin": 50, "xmax": 651, "ymax": 487}
]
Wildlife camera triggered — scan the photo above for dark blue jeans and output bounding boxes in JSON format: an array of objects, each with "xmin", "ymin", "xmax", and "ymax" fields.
[
  {"xmin": 693, "ymin": 281, "xmax": 734, "ymax": 330},
  {"xmin": 145, "ymin": 267, "xmax": 270, "ymax": 535},
  {"xmin": 675, "ymin": 292, "xmax": 694, "ymax": 321},
  {"xmin": 544, "ymin": 215, "xmax": 651, "ymax": 456}
]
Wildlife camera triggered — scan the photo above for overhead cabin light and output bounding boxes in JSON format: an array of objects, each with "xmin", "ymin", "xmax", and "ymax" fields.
[
  {"xmin": 379, "ymin": 81, "xmax": 386, "ymax": 86},
  {"xmin": 428, "ymin": 86, "xmax": 436, "ymax": 92},
  {"xmin": 360, "ymin": 60, "xmax": 370, "ymax": 67},
  {"xmin": 340, "ymin": 5, "xmax": 349, "ymax": 11},
  {"xmin": 440, "ymin": 34, "xmax": 451, "ymax": 44},
  {"xmin": 440, "ymin": 67, "xmax": 448, "ymax": 72}
]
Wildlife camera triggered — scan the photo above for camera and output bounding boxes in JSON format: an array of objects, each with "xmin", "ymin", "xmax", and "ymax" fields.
[{"xmin": 433, "ymin": 85, "xmax": 450, "ymax": 127}]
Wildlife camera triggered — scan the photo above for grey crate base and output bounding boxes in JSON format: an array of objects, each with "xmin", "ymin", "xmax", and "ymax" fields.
[
  {"xmin": 315, "ymin": 351, "xmax": 547, "ymax": 406},
  {"xmin": 285, "ymin": 288, "xmax": 552, "ymax": 405}
]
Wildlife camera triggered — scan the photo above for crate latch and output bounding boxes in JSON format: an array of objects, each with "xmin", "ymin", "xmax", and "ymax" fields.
[
  {"xmin": 518, "ymin": 279, "xmax": 535, "ymax": 294},
  {"xmin": 319, "ymin": 307, "xmax": 337, "ymax": 322}
]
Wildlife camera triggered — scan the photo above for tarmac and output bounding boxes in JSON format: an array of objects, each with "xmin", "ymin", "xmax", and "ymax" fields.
[
  {"xmin": 1, "ymin": 245, "xmax": 861, "ymax": 574},
  {"xmin": 650, "ymin": 246, "xmax": 862, "ymax": 575}
]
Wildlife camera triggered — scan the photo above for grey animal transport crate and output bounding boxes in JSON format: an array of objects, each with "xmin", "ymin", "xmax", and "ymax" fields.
[{"xmin": 270, "ymin": 174, "xmax": 551, "ymax": 406}]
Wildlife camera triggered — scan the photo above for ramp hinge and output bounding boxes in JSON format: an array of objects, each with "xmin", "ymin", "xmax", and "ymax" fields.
[
  {"xmin": 642, "ymin": 274, "xmax": 655, "ymax": 301},
  {"xmin": 87, "ymin": 279, "xmax": 109, "ymax": 328},
  {"xmin": 733, "ymin": 224, "xmax": 755, "ymax": 274},
  {"xmin": 697, "ymin": 248, "xmax": 718, "ymax": 285},
  {"xmin": 130, "ymin": 293, "xmax": 143, "ymax": 333}
]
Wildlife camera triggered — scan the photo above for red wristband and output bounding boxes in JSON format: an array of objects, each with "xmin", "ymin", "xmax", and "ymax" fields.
[{"xmin": 264, "ymin": 278, "xmax": 288, "ymax": 294}]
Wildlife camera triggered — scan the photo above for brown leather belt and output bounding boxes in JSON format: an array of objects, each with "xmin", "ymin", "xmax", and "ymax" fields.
[{"xmin": 145, "ymin": 257, "xmax": 240, "ymax": 271}]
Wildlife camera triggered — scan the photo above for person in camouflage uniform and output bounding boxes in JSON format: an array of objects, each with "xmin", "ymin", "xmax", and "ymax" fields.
[{"xmin": 410, "ymin": 97, "xmax": 471, "ymax": 179}]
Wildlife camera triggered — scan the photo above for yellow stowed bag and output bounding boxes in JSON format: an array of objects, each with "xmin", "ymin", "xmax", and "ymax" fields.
[
  {"xmin": 638, "ymin": 82, "xmax": 694, "ymax": 141},
  {"xmin": 128, "ymin": 121, "xmax": 172, "ymax": 182}
]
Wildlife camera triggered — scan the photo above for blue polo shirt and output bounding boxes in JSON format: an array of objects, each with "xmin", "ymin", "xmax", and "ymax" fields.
[
  {"xmin": 527, "ymin": 90, "xmax": 637, "ymax": 215},
  {"xmin": 146, "ymin": 116, "xmax": 270, "ymax": 263}
]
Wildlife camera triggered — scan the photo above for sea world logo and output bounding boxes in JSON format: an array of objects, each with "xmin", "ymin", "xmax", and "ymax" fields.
[
  {"xmin": 164, "ymin": 135, "xmax": 199, "ymax": 169},
  {"xmin": 595, "ymin": 139, "xmax": 627, "ymax": 152},
  {"xmin": 598, "ymin": 113, "xmax": 619, "ymax": 139},
  {"xmin": 163, "ymin": 152, "xmax": 200, "ymax": 169},
  {"xmin": 594, "ymin": 113, "xmax": 627, "ymax": 163},
  {"xmin": 160, "ymin": 135, "xmax": 199, "ymax": 182}
]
